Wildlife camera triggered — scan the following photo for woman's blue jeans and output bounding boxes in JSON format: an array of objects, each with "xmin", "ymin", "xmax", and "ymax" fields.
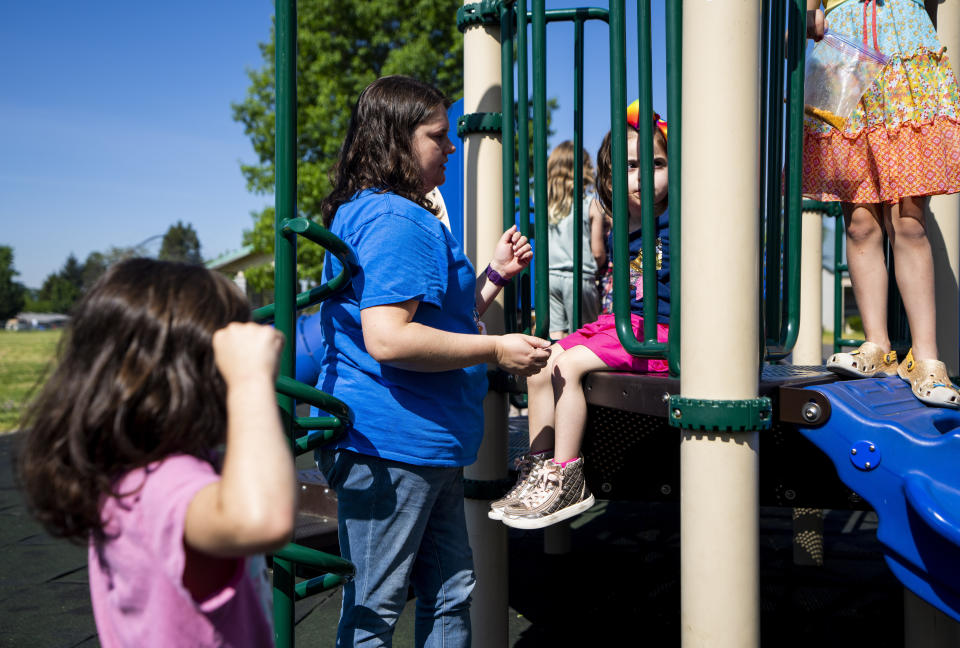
[{"xmin": 318, "ymin": 448, "xmax": 475, "ymax": 647}]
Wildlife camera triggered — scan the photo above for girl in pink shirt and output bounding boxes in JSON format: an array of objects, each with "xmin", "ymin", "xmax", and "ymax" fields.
[{"xmin": 18, "ymin": 258, "xmax": 296, "ymax": 647}]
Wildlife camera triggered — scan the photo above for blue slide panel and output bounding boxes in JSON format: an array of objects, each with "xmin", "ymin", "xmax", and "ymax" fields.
[{"xmin": 795, "ymin": 376, "xmax": 960, "ymax": 621}]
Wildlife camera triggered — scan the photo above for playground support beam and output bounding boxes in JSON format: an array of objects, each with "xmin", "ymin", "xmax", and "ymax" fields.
[
  {"xmin": 927, "ymin": 0, "xmax": 960, "ymax": 377},
  {"xmin": 461, "ymin": 4, "xmax": 509, "ymax": 647},
  {"xmin": 795, "ymin": 210, "xmax": 823, "ymax": 366},
  {"xmin": 906, "ymin": 7, "xmax": 960, "ymax": 644},
  {"xmin": 679, "ymin": 2, "xmax": 762, "ymax": 647},
  {"xmin": 793, "ymin": 210, "xmax": 825, "ymax": 567}
]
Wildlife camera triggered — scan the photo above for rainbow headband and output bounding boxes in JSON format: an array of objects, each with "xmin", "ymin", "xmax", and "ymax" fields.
[{"xmin": 626, "ymin": 99, "xmax": 668, "ymax": 142}]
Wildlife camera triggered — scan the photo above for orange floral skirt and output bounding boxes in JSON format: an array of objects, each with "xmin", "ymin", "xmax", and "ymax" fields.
[{"xmin": 802, "ymin": 0, "xmax": 960, "ymax": 204}]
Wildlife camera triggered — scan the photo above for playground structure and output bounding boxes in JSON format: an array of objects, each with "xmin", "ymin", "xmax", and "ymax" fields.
[{"xmin": 256, "ymin": 1, "xmax": 960, "ymax": 646}]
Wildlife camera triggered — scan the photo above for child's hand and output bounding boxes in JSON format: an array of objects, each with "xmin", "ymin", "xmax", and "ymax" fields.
[
  {"xmin": 213, "ymin": 322, "xmax": 285, "ymax": 386},
  {"xmin": 489, "ymin": 225, "xmax": 533, "ymax": 281},
  {"xmin": 806, "ymin": 7, "xmax": 825, "ymax": 41},
  {"xmin": 494, "ymin": 334, "xmax": 551, "ymax": 376}
]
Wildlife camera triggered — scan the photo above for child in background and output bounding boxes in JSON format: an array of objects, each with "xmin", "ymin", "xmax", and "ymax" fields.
[
  {"xmin": 546, "ymin": 141, "xmax": 601, "ymax": 338},
  {"xmin": 17, "ymin": 258, "xmax": 294, "ymax": 647},
  {"xmin": 489, "ymin": 104, "xmax": 671, "ymax": 529},
  {"xmin": 803, "ymin": 0, "xmax": 960, "ymax": 406}
]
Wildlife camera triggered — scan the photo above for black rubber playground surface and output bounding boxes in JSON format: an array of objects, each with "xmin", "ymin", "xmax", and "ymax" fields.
[{"xmin": 2, "ymin": 430, "xmax": 907, "ymax": 647}]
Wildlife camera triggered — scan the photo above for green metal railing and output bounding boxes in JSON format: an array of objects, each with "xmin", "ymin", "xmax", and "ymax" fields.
[
  {"xmin": 267, "ymin": 1, "xmax": 356, "ymax": 646},
  {"xmin": 761, "ymin": 0, "xmax": 807, "ymax": 362},
  {"xmin": 510, "ymin": 1, "xmax": 681, "ymax": 373},
  {"xmin": 510, "ymin": 0, "xmax": 806, "ymax": 374}
]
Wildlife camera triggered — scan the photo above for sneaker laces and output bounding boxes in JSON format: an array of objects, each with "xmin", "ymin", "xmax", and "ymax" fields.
[{"xmin": 517, "ymin": 465, "xmax": 562, "ymax": 508}]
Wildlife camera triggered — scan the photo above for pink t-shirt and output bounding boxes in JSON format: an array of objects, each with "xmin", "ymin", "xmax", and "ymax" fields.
[{"xmin": 88, "ymin": 454, "xmax": 274, "ymax": 647}]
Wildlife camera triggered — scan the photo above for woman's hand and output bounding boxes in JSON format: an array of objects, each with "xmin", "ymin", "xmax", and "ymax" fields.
[
  {"xmin": 488, "ymin": 225, "xmax": 533, "ymax": 281},
  {"xmin": 494, "ymin": 333, "xmax": 551, "ymax": 376}
]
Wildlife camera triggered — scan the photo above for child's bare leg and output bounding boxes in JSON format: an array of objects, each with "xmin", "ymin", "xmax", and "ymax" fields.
[
  {"xmin": 887, "ymin": 196, "xmax": 938, "ymax": 361},
  {"xmin": 843, "ymin": 202, "xmax": 890, "ymax": 350},
  {"xmin": 526, "ymin": 343, "xmax": 565, "ymax": 454},
  {"xmin": 551, "ymin": 345, "xmax": 609, "ymax": 462}
]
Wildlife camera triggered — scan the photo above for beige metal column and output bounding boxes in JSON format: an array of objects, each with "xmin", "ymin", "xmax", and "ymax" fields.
[
  {"xmin": 461, "ymin": 6, "xmax": 509, "ymax": 647},
  {"xmin": 793, "ymin": 209, "xmax": 826, "ymax": 566},
  {"xmin": 927, "ymin": 0, "xmax": 960, "ymax": 375},
  {"xmin": 680, "ymin": 2, "xmax": 762, "ymax": 647},
  {"xmin": 795, "ymin": 210, "xmax": 824, "ymax": 365}
]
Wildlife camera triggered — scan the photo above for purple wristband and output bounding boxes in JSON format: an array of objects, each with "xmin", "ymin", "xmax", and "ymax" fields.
[{"xmin": 485, "ymin": 264, "xmax": 509, "ymax": 287}]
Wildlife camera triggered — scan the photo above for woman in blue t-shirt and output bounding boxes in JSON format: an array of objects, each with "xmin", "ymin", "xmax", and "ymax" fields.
[{"xmin": 314, "ymin": 75, "xmax": 551, "ymax": 647}]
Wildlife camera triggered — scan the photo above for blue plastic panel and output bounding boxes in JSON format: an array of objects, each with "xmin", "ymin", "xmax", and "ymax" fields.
[{"xmin": 796, "ymin": 376, "xmax": 960, "ymax": 621}]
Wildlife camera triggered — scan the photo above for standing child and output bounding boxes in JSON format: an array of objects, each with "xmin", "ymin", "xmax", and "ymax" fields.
[
  {"xmin": 489, "ymin": 104, "xmax": 671, "ymax": 529},
  {"xmin": 545, "ymin": 141, "xmax": 601, "ymax": 338},
  {"xmin": 803, "ymin": 0, "xmax": 960, "ymax": 406},
  {"xmin": 17, "ymin": 258, "xmax": 294, "ymax": 647}
]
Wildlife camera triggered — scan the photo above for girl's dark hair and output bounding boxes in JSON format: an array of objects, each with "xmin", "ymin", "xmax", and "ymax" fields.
[
  {"xmin": 320, "ymin": 75, "xmax": 451, "ymax": 227},
  {"xmin": 17, "ymin": 258, "xmax": 250, "ymax": 542},
  {"xmin": 596, "ymin": 123, "xmax": 667, "ymax": 216}
]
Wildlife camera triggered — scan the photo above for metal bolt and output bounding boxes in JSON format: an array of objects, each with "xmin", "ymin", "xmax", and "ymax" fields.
[
  {"xmin": 662, "ymin": 392, "xmax": 670, "ymax": 403},
  {"xmin": 801, "ymin": 402, "xmax": 822, "ymax": 423},
  {"xmin": 784, "ymin": 489, "xmax": 796, "ymax": 501},
  {"xmin": 851, "ymin": 448, "xmax": 857, "ymax": 455},
  {"xmin": 660, "ymin": 484, "xmax": 672, "ymax": 495},
  {"xmin": 601, "ymin": 482, "xmax": 613, "ymax": 493},
  {"xmin": 869, "ymin": 444, "xmax": 875, "ymax": 452},
  {"xmin": 865, "ymin": 461, "xmax": 872, "ymax": 469},
  {"xmin": 673, "ymin": 408, "xmax": 682, "ymax": 419}
]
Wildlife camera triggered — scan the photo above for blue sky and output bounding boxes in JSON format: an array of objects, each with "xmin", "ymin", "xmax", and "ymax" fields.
[{"xmin": 1, "ymin": 1, "xmax": 664, "ymax": 289}]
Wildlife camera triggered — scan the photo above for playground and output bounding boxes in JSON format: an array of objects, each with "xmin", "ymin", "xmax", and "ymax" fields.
[
  {"xmin": 0, "ymin": 430, "xmax": 916, "ymax": 646},
  {"xmin": 6, "ymin": 0, "xmax": 960, "ymax": 646}
]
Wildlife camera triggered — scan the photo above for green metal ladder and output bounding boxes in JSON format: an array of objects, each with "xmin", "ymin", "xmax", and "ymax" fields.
[{"xmin": 262, "ymin": 2, "xmax": 356, "ymax": 646}]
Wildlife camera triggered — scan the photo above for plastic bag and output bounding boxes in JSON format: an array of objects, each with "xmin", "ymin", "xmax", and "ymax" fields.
[{"xmin": 803, "ymin": 30, "xmax": 888, "ymax": 131}]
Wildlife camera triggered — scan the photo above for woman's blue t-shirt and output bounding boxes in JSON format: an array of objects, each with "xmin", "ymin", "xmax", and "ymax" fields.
[{"xmin": 314, "ymin": 190, "xmax": 487, "ymax": 467}]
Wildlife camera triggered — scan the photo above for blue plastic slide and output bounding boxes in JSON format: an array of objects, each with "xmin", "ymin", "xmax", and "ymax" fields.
[{"xmin": 795, "ymin": 376, "xmax": 960, "ymax": 621}]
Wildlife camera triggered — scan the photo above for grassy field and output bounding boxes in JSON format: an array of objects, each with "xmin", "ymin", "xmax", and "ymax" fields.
[{"xmin": 0, "ymin": 330, "xmax": 61, "ymax": 432}]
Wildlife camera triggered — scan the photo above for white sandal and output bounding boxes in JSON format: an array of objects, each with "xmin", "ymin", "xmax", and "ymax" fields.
[
  {"xmin": 826, "ymin": 341, "xmax": 899, "ymax": 378},
  {"xmin": 898, "ymin": 349, "xmax": 960, "ymax": 409}
]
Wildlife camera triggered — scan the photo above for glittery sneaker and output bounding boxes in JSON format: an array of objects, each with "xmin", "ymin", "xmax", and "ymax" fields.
[
  {"xmin": 500, "ymin": 458, "xmax": 595, "ymax": 529},
  {"xmin": 488, "ymin": 451, "xmax": 552, "ymax": 520}
]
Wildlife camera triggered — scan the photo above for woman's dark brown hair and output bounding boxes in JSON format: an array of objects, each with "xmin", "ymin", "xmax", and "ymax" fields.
[
  {"xmin": 596, "ymin": 123, "xmax": 667, "ymax": 216},
  {"xmin": 320, "ymin": 75, "xmax": 451, "ymax": 227},
  {"xmin": 16, "ymin": 258, "xmax": 250, "ymax": 541}
]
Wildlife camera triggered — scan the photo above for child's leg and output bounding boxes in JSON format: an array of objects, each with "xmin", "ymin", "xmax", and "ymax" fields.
[
  {"xmin": 526, "ymin": 343, "xmax": 566, "ymax": 454},
  {"xmin": 550, "ymin": 345, "xmax": 609, "ymax": 463},
  {"xmin": 886, "ymin": 196, "xmax": 938, "ymax": 361},
  {"xmin": 843, "ymin": 202, "xmax": 891, "ymax": 350}
]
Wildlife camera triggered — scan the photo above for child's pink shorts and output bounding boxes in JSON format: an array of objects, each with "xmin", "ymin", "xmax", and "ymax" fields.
[{"xmin": 557, "ymin": 313, "xmax": 669, "ymax": 372}]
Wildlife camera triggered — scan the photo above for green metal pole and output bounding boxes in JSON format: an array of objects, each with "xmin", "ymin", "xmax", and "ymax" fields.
[
  {"xmin": 763, "ymin": 0, "xmax": 786, "ymax": 351},
  {"xmin": 501, "ymin": 1, "xmax": 517, "ymax": 334},
  {"xmin": 778, "ymin": 0, "xmax": 806, "ymax": 355},
  {"xmin": 532, "ymin": 0, "xmax": 549, "ymax": 338},
  {"xmin": 517, "ymin": 0, "xmax": 532, "ymax": 334},
  {"xmin": 272, "ymin": 0, "xmax": 297, "ymax": 645},
  {"xmin": 610, "ymin": 0, "xmax": 665, "ymax": 359},
  {"xmin": 665, "ymin": 0, "xmax": 681, "ymax": 377},
  {"xmin": 572, "ymin": 14, "xmax": 585, "ymax": 330},
  {"xmin": 635, "ymin": 0, "xmax": 655, "ymax": 342},
  {"xmin": 609, "ymin": 0, "xmax": 630, "ymax": 347}
]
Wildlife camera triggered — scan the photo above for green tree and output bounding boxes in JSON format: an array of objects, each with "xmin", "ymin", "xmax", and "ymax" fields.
[
  {"xmin": 232, "ymin": 0, "xmax": 464, "ymax": 293},
  {"xmin": 0, "ymin": 246, "xmax": 26, "ymax": 320},
  {"xmin": 159, "ymin": 221, "xmax": 203, "ymax": 265},
  {"xmin": 26, "ymin": 254, "xmax": 84, "ymax": 314}
]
